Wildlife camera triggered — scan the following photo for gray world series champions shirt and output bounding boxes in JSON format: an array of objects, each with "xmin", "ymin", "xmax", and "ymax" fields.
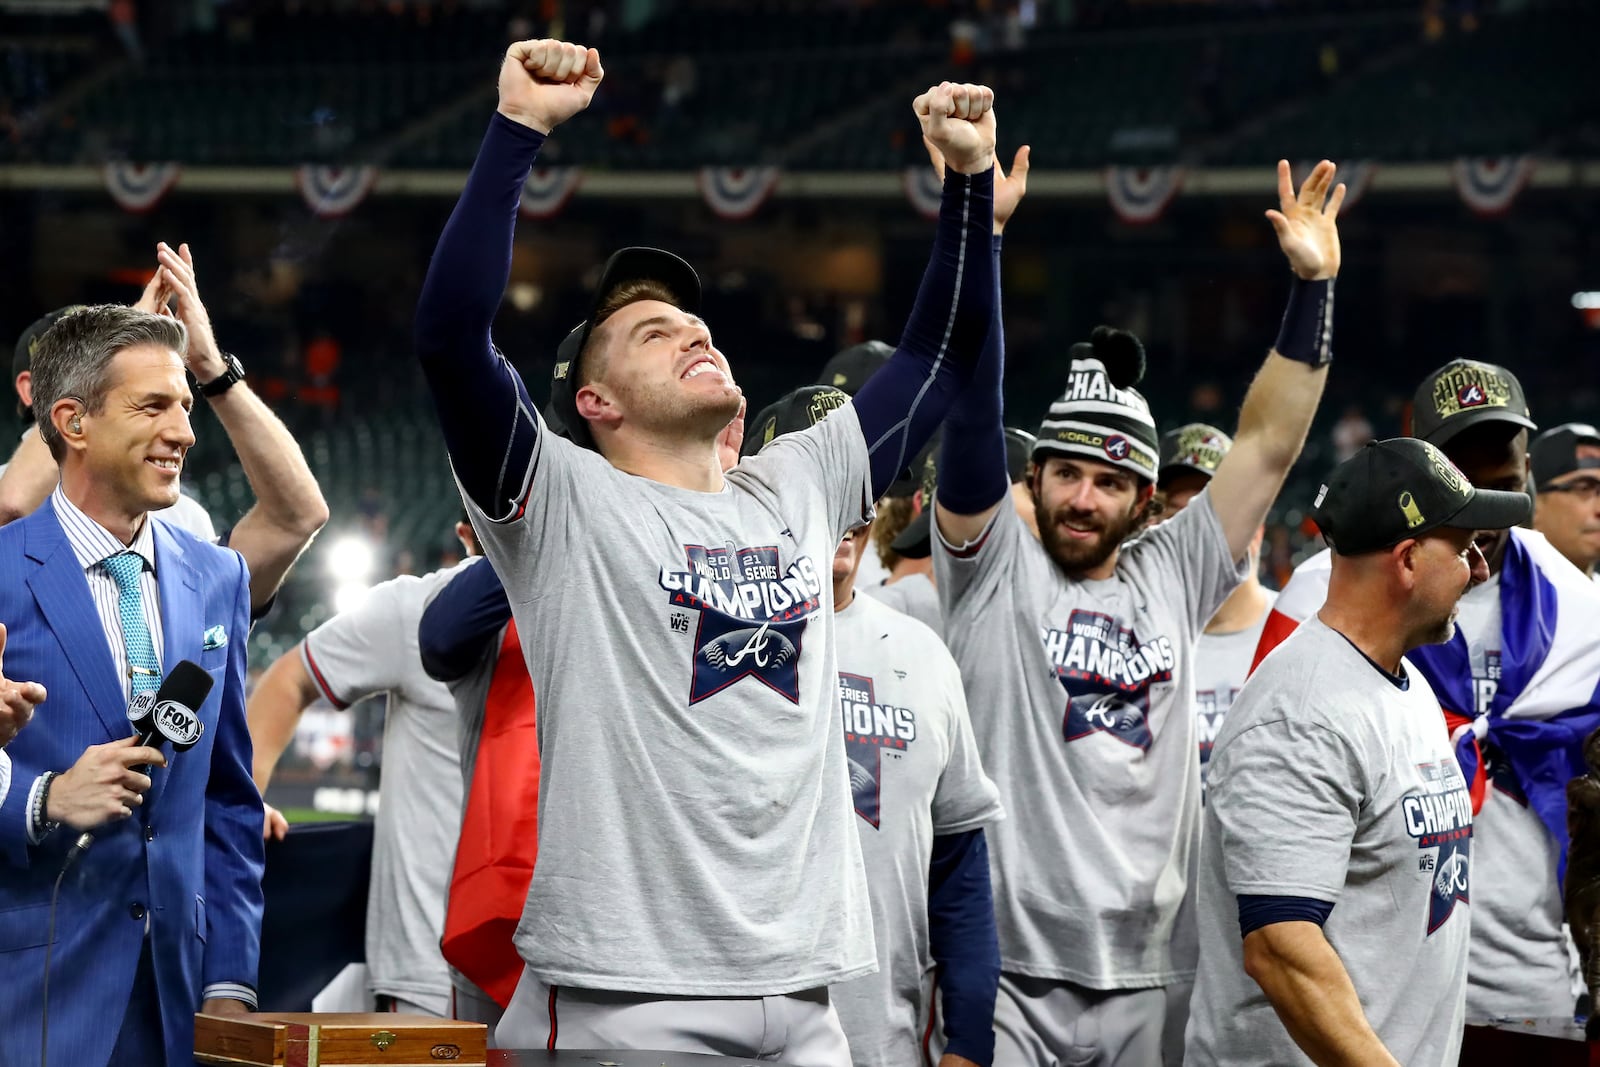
[
  {"xmin": 932, "ymin": 489, "xmax": 1244, "ymax": 988},
  {"xmin": 829, "ymin": 592, "xmax": 1003, "ymax": 1067},
  {"xmin": 1187, "ymin": 617, "xmax": 1471, "ymax": 1067},
  {"xmin": 461, "ymin": 404, "xmax": 877, "ymax": 996}
]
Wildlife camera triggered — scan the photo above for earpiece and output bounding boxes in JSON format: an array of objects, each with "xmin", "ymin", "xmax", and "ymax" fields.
[{"xmin": 69, "ymin": 417, "xmax": 81, "ymax": 433}]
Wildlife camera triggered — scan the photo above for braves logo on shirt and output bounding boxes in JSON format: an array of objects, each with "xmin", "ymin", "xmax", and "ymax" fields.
[
  {"xmin": 659, "ymin": 544, "xmax": 823, "ymax": 705},
  {"xmin": 1194, "ymin": 687, "xmax": 1239, "ymax": 770},
  {"xmin": 839, "ymin": 672, "xmax": 917, "ymax": 829},
  {"xmin": 1404, "ymin": 757, "xmax": 1474, "ymax": 935},
  {"xmin": 1042, "ymin": 609, "xmax": 1175, "ymax": 752}
]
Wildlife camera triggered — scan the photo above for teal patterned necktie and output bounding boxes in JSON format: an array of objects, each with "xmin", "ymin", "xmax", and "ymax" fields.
[{"xmin": 103, "ymin": 551, "xmax": 162, "ymax": 697}]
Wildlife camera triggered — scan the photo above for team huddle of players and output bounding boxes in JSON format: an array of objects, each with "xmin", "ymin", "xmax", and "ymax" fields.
[{"xmin": 243, "ymin": 37, "xmax": 1600, "ymax": 1067}]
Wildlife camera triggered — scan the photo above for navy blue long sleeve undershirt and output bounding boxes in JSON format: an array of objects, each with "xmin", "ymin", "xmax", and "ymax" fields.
[
  {"xmin": 935, "ymin": 235, "xmax": 1009, "ymax": 517},
  {"xmin": 852, "ymin": 172, "xmax": 996, "ymax": 501},
  {"xmin": 419, "ymin": 558, "xmax": 513, "ymax": 684},
  {"xmin": 928, "ymin": 828, "xmax": 1001, "ymax": 1065},
  {"xmin": 414, "ymin": 113, "xmax": 996, "ymax": 512}
]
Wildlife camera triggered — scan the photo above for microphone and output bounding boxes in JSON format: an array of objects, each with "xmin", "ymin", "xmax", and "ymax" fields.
[{"xmin": 66, "ymin": 660, "xmax": 214, "ymax": 862}]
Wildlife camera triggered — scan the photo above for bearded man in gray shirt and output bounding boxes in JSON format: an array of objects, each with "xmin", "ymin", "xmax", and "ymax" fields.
[{"xmin": 930, "ymin": 159, "xmax": 1344, "ymax": 1065}]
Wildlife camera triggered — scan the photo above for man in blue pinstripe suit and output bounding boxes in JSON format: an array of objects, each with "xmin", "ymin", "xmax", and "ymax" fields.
[{"xmin": 0, "ymin": 305, "xmax": 263, "ymax": 1066}]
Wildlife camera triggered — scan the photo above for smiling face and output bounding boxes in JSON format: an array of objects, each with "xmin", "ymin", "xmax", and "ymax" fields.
[
  {"xmin": 1031, "ymin": 454, "xmax": 1153, "ymax": 579},
  {"xmin": 576, "ymin": 298, "xmax": 743, "ymax": 446},
  {"xmin": 65, "ymin": 343, "xmax": 195, "ymax": 519},
  {"xmin": 1440, "ymin": 423, "xmax": 1528, "ymax": 574},
  {"xmin": 1403, "ymin": 526, "xmax": 1489, "ymax": 648}
]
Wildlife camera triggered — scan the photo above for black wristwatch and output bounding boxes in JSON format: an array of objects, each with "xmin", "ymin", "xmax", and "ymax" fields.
[{"xmin": 197, "ymin": 351, "xmax": 246, "ymax": 398}]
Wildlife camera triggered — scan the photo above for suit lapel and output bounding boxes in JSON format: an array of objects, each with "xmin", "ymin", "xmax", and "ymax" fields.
[
  {"xmin": 148, "ymin": 520, "xmax": 201, "ymax": 808},
  {"xmin": 25, "ymin": 501, "xmax": 128, "ymax": 740}
]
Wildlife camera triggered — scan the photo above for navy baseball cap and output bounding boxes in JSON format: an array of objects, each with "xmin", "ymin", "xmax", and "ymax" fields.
[
  {"xmin": 1004, "ymin": 428, "xmax": 1036, "ymax": 484},
  {"xmin": 548, "ymin": 247, "xmax": 703, "ymax": 451},
  {"xmin": 1531, "ymin": 422, "xmax": 1600, "ymax": 491},
  {"xmin": 1310, "ymin": 438, "xmax": 1531, "ymax": 556},
  {"xmin": 13, "ymin": 306, "xmax": 85, "ymax": 417},
  {"xmin": 817, "ymin": 341, "xmax": 893, "ymax": 396},
  {"xmin": 1410, "ymin": 360, "xmax": 1536, "ymax": 447}
]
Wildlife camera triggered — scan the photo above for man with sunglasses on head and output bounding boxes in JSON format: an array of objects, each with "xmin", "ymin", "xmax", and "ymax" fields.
[{"xmin": 1531, "ymin": 423, "xmax": 1600, "ymax": 580}]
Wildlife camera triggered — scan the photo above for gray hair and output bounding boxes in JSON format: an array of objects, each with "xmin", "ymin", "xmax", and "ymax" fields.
[{"xmin": 30, "ymin": 305, "xmax": 187, "ymax": 460}]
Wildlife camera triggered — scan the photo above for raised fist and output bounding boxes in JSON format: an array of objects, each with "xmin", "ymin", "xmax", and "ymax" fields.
[
  {"xmin": 498, "ymin": 39, "xmax": 604, "ymax": 135},
  {"xmin": 913, "ymin": 83, "xmax": 996, "ymax": 177}
]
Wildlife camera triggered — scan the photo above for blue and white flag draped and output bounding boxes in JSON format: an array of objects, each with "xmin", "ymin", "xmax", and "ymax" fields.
[{"xmin": 1410, "ymin": 529, "xmax": 1600, "ymax": 882}]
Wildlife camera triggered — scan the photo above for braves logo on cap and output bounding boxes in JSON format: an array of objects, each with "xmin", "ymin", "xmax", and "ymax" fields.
[
  {"xmin": 1457, "ymin": 383, "xmax": 1487, "ymax": 409},
  {"xmin": 1104, "ymin": 435, "xmax": 1131, "ymax": 462}
]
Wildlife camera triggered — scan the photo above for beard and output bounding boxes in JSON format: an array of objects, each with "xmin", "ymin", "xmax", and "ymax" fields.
[{"xmin": 1035, "ymin": 498, "xmax": 1147, "ymax": 577}]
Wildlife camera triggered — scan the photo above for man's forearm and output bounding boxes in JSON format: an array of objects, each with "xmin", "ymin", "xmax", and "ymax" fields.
[
  {"xmin": 209, "ymin": 383, "xmax": 328, "ymax": 608},
  {"xmin": 1243, "ymin": 922, "xmax": 1400, "ymax": 1067},
  {"xmin": 852, "ymin": 168, "xmax": 996, "ymax": 499},
  {"xmin": 936, "ymin": 235, "xmax": 1008, "ymax": 519},
  {"xmin": 245, "ymin": 650, "xmax": 320, "ymax": 789},
  {"xmin": 928, "ymin": 829, "xmax": 1001, "ymax": 1066},
  {"xmin": 0, "ymin": 426, "xmax": 58, "ymax": 525},
  {"xmin": 415, "ymin": 115, "xmax": 545, "ymax": 512}
]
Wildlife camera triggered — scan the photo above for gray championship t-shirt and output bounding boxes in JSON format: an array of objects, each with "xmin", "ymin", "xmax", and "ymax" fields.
[
  {"xmin": 1454, "ymin": 576, "xmax": 1579, "ymax": 1019},
  {"xmin": 301, "ymin": 559, "xmax": 474, "ymax": 1011},
  {"xmin": 862, "ymin": 573, "xmax": 944, "ymax": 640},
  {"xmin": 1193, "ymin": 589, "xmax": 1278, "ymax": 791},
  {"xmin": 462, "ymin": 405, "xmax": 876, "ymax": 996},
  {"xmin": 1187, "ymin": 617, "xmax": 1471, "ymax": 1067},
  {"xmin": 829, "ymin": 593, "xmax": 1003, "ymax": 1067},
  {"xmin": 932, "ymin": 489, "xmax": 1243, "ymax": 988}
]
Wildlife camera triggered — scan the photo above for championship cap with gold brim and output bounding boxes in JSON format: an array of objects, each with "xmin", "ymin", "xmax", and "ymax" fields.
[{"xmin": 1410, "ymin": 360, "xmax": 1537, "ymax": 447}]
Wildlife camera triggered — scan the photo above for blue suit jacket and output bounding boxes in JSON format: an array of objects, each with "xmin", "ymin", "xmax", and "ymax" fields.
[{"xmin": 0, "ymin": 499, "xmax": 264, "ymax": 1067}]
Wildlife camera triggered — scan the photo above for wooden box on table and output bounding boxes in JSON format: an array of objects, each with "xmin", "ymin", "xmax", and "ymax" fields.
[{"xmin": 195, "ymin": 1011, "xmax": 487, "ymax": 1066}]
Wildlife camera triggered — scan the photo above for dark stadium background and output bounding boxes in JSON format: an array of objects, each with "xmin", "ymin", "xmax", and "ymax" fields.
[{"xmin": 1, "ymin": 0, "xmax": 1594, "ymax": 817}]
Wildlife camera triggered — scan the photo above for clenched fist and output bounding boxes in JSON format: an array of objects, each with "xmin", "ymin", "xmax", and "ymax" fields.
[
  {"xmin": 913, "ymin": 82, "xmax": 996, "ymax": 177},
  {"xmin": 498, "ymin": 39, "xmax": 604, "ymax": 135}
]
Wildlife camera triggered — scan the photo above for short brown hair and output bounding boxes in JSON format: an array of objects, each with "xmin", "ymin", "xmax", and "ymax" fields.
[
  {"xmin": 31, "ymin": 305, "xmax": 187, "ymax": 461},
  {"xmin": 579, "ymin": 279, "xmax": 682, "ymax": 386}
]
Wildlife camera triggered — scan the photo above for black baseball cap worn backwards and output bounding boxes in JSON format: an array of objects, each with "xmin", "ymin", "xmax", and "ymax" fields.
[
  {"xmin": 548, "ymin": 247, "xmax": 703, "ymax": 451},
  {"xmin": 1531, "ymin": 422, "xmax": 1600, "ymax": 491},
  {"xmin": 1310, "ymin": 438, "xmax": 1531, "ymax": 556}
]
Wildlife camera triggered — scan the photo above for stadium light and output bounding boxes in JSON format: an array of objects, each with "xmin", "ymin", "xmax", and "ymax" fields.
[
  {"xmin": 325, "ymin": 534, "xmax": 377, "ymax": 581},
  {"xmin": 333, "ymin": 582, "xmax": 370, "ymax": 614},
  {"xmin": 1573, "ymin": 292, "xmax": 1600, "ymax": 309}
]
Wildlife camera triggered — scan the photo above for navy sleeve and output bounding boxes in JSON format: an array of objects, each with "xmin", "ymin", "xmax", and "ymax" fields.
[
  {"xmin": 414, "ymin": 113, "xmax": 545, "ymax": 517},
  {"xmin": 1237, "ymin": 894, "xmax": 1335, "ymax": 938},
  {"xmin": 936, "ymin": 234, "xmax": 1009, "ymax": 515},
  {"xmin": 928, "ymin": 828, "xmax": 1001, "ymax": 1065},
  {"xmin": 853, "ymin": 169, "xmax": 996, "ymax": 500},
  {"xmin": 419, "ymin": 560, "xmax": 513, "ymax": 684}
]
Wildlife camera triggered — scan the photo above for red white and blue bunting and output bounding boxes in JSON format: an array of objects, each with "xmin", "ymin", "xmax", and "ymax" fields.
[
  {"xmin": 1105, "ymin": 166, "xmax": 1185, "ymax": 225},
  {"xmin": 519, "ymin": 167, "xmax": 584, "ymax": 219},
  {"xmin": 697, "ymin": 167, "xmax": 781, "ymax": 220},
  {"xmin": 295, "ymin": 165, "xmax": 379, "ymax": 219},
  {"xmin": 103, "ymin": 162, "xmax": 181, "ymax": 214},
  {"xmin": 1452, "ymin": 156, "xmax": 1535, "ymax": 218},
  {"xmin": 903, "ymin": 166, "xmax": 945, "ymax": 220}
]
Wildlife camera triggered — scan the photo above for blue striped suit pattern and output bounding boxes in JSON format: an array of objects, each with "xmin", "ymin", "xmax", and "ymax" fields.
[{"xmin": 0, "ymin": 499, "xmax": 264, "ymax": 1067}]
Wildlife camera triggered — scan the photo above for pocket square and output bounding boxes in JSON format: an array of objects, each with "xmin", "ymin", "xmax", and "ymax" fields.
[{"xmin": 203, "ymin": 625, "xmax": 228, "ymax": 650}]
